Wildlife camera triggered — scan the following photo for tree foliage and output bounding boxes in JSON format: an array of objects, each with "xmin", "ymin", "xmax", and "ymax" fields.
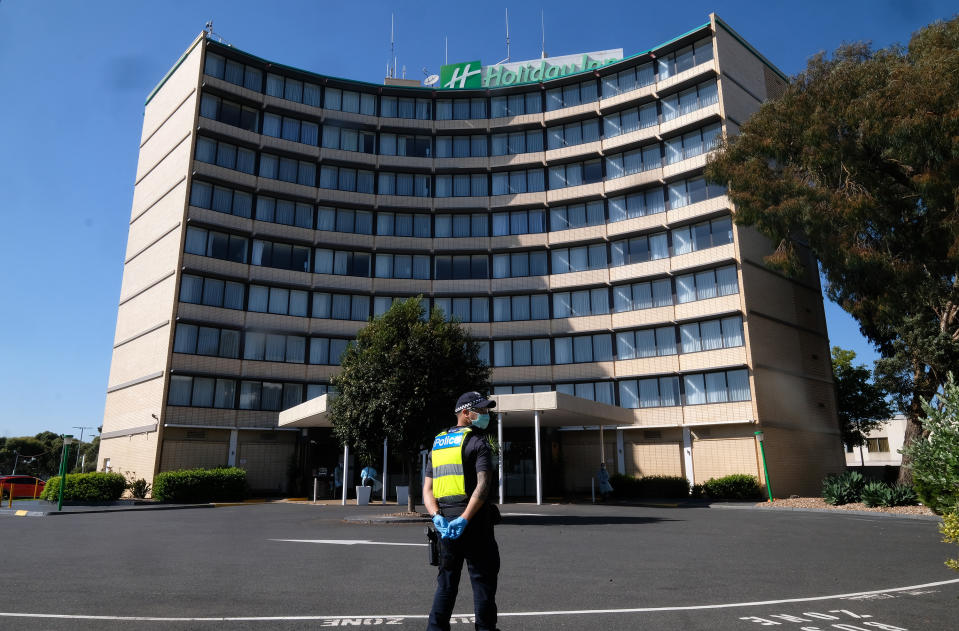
[
  {"xmin": 329, "ymin": 297, "xmax": 491, "ymax": 509},
  {"xmin": 706, "ymin": 17, "xmax": 959, "ymax": 480},
  {"xmin": 0, "ymin": 432, "xmax": 99, "ymax": 477},
  {"xmin": 831, "ymin": 346, "xmax": 891, "ymax": 449},
  {"xmin": 901, "ymin": 373, "xmax": 959, "ymax": 515}
]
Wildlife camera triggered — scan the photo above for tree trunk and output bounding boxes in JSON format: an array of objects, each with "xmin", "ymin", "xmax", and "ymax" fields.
[{"xmin": 897, "ymin": 370, "xmax": 926, "ymax": 486}]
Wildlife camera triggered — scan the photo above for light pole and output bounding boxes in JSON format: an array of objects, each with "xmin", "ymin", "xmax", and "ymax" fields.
[
  {"xmin": 755, "ymin": 431, "xmax": 773, "ymax": 502},
  {"xmin": 73, "ymin": 426, "xmax": 94, "ymax": 470},
  {"xmin": 57, "ymin": 435, "xmax": 74, "ymax": 511}
]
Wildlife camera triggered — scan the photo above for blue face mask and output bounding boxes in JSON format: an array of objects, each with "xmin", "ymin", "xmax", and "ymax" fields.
[{"xmin": 471, "ymin": 413, "xmax": 491, "ymax": 430}]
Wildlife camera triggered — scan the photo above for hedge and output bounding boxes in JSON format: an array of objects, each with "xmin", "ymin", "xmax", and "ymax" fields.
[
  {"xmin": 151, "ymin": 467, "xmax": 248, "ymax": 503},
  {"xmin": 609, "ymin": 474, "xmax": 690, "ymax": 499},
  {"xmin": 702, "ymin": 474, "xmax": 763, "ymax": 500},
  {"xmin": 39, "ymin": 472, "xmax": 126, "ymax": 502}
]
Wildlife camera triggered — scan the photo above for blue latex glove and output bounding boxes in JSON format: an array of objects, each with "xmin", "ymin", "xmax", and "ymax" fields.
[
  {"xmin": 432, "ymin": 514, "xmax": 449, "ymax": 537},
  {"xmin": 444, "ymin": 516, "xmax": 469, "ymax": 540}
]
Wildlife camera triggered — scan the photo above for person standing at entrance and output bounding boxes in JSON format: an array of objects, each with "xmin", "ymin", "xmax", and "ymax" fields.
[{"xmin": 423, "ymin": 391, "xmax": 499, "ymax": 631}]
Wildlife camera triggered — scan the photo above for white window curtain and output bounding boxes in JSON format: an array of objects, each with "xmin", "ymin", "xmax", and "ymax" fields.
[
  {"xmin": 639, "ymin": 378, "xmax": 660, "ymax": 408},
  {"xmin": 701, "ymin": 320, "xmax": 724, "ymax": 350},
  {"xmin": 655, "ymin": 327, "xmax": 676, "ymax": 356},
  {"xmin": 633, "ymin": 283, "xmax": 653, "ymax": 310},
  {"xmin": 684, "ymin": 374, "xmax": 706, "ymax": 405},
  {"xmin": 722, "ymin": 317, "xmax": 744, "ymax": 347},
  {"xmin": 706, "ymin": 372, "xmax": 729, "ymax": 403},
  {"xmin": 248, "ymin": 286, "xmax": 269, "ymax": 312},
  {"xmin": 619, "ymin": 380, "xmax": 639, "ymax": 409},
  {"xmin": 554, "ymin": 337, "xmax": 573, "ymax": 364},
  {"xmin": 310, "ymin": 338, "xmax": 329, "ymax": 365},
  {"xmin": 312, "ymin": 293, "xmax": 331, "ymax": 319},
  {"xmin": 680, "ymin": 324, "xmax": 701, "ymax": 353},
  {"xmin": 717, "ymin": 266, "xmax": 739, "ymax": 295},
  {"xmin": 727, "ymin": 370, "xmax": 751, "ymax": 401}
]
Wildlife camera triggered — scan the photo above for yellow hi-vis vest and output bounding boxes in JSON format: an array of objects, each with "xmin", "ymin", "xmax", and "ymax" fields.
[{"xmin": 431, "ymin": 426, "xmax": 473, "ymax": 504}]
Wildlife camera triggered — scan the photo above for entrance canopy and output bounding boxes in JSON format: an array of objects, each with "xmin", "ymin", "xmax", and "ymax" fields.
[{"xmin": 278, "ymin": 394, "xmax": 332, "ymax": 428}]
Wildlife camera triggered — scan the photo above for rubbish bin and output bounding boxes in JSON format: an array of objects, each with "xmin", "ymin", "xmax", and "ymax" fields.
[
  {"xmin": 356, "ymin": 485, "xmax": 372, "ymax": 505},
  {"xmin": 395, "ymin": 485, "xmax": 409, "ymax": 506}
]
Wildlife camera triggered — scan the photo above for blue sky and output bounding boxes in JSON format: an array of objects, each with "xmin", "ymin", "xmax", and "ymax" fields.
[{"xmin": 0, "ymin": 1, "xmax": 953, "ymax": 439}]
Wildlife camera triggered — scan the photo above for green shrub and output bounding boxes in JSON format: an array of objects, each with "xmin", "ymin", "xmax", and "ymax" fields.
[
  {"xmin": 886, "ymin": 483, "xmax": 918, "ymax": 507},
  {"xmin": 126, "ymin": 477, "xmax": 151, "ymax": 499},
  {"xmin": 902, "ymin": 373, "xmax": 959, "ymax": 515},
  {"xmin": 861, "ymin": 480, "xmax": 889, "ymax": 508},
  {"xmin": 39, "ymin": 473, "xmax": 126, "ymax": 502},
  {"xmin": 822, "ymin": 470, "xmax": 865, "ymax": 505},
  {"xmin": 690, "ymin": 483, "xmax": 706, "ymax": 499},
  {"xmin": 702, "ymin": 474, "xmax": 762, "ymax": 500},
  {"xmin": 942, "ymin": 509, "xmax": 959, "ymax": 572},
  {"xmin": 151, "ymin": 467, "xmax": 247, "ymax": 503},
  {"xmin": 637, "ymin": 475, "xmax": 690, "ymax": 498},
  {"xmin": 608, "ymin": 473, "xmax": 642, "ymax": 498}
]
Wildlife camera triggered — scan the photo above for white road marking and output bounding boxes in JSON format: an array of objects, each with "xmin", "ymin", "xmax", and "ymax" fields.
[
  {"xmin": 499, "ymin": 512, "xmax": 541, "ymax": 516},
  {"xmin": 0, "ymin": 578, "xmax": 956, "ymax": 622},
  {"xmin": 270, "ymin": 539, "xmax": 427, "ymax": 547}
]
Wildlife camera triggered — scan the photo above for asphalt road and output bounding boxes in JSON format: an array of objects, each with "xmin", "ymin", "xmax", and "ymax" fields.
[{"xmin": 1, "ymin": 503, "xmax": 956, "ymax": 630}]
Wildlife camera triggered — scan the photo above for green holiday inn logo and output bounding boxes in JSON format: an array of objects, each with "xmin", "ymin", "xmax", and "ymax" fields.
[{"xmin": 440, "ymin": 60, "xmax": 483, "ymax": 89}]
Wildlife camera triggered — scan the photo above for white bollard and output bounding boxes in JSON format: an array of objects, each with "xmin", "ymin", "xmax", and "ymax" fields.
[{"xmin": 313, "ymin": 477, "xmax": 318, "ymax": 504}]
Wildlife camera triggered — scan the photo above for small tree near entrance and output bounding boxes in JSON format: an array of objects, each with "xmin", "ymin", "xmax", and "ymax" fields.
[{"xmin": 329, "ymin": 297, "xmax": 491, "ymax": 512}]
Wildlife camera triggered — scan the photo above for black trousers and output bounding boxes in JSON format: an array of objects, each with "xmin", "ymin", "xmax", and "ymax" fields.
[{"xmin": 427, "ymin": 517, "xmax": 499, "ymax": 631}]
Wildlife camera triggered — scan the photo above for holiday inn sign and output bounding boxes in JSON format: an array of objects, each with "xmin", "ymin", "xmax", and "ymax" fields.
[{"xmin": 439, "ymin": 49, "xmax": 623, "ymax": 89}]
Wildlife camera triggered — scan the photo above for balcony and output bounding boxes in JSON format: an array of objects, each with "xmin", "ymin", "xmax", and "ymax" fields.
[
  {"xmin": 604, "ymin": 168, "xmax": 663, "ymax": 195},
  {"xmin": 669, "ymin": 243, "xmax": 737, "ymax": 275},
  {"xmin": 599, "ymin": 84, "xmax": 657, "ymax": 111},
  {"xmin": 615, "ymin": 355, "xmax": 680, "ymax": 379},
  {"xmin": 606, "ymin": 213, "xmax": 668, "ymax": 239},
  {"xmin": 666, "ymin": 196, "xmax": 730, "ymax": 226},
  {"xmin": 656, "ymin": 60, "xmax": 716, "ymax": 93},
  {"xmin": 601, "ymin": 125, "xmax": 659, "ymax": 154},
  {"xmin": 546, "ymin": 181, "xmax": 605, "ymax": 205},
  {"xmin": 549, "ymin": 268, "xmax": 610, "ymax": 290},
  {"xmin": 659, "ymin": 102, "xmax": 721, "ymax": 137},
  {"xmin": 608, "ymin": 258, "xmax": 670, "ymax": 284}
]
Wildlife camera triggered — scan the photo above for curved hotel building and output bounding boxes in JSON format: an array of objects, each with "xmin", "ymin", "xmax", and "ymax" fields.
[{"xmin": 101, "ymin": 14, "xmax": 844, "ymax": 496}]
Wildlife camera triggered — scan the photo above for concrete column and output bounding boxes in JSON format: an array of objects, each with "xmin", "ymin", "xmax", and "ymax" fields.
[
  {"xmin": 683, "ymin": 427, "xmax": 694, "ymax": 488},
  {"xmin": 228, "ymin": 429, "xmax": 238, "ymax": 467},
  {"xmin": 497, "ymin": 412, "xmax": 505, "ymax": 505},
  {"xmin": 616, "ymin": 428, "xmax": 625, "ymax": 474},
  {"xmin": 534, "ymin": 410, "xmax": 542, "ymax": 506}
]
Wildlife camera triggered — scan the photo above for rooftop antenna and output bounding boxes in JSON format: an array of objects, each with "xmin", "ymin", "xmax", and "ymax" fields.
[
  {"xmin": 541, "ymin": 10, "xmax": 547, "ymax": 59},
  {"xmin": 204, "ymin": 20, "xmax": 223, "ymax": 43},
  {"xmin": 445, "ymin": 36, "xmax": 448, "ymax": 65},
  {"xmin": 388, "ymin": 13, "xmax": 396, "ymax": 78},
  {"xmin": 495, "ymin": 8, "xmax": 511, "ymax": 65}
]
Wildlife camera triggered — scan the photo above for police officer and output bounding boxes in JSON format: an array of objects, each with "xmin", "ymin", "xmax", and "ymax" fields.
[{"xmin": 423, "ymin": 391, "xmax": 499, "ymax": 631}]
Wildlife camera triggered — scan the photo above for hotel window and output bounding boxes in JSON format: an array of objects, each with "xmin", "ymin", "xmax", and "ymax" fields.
[
  {"xmin": 436, "ymin": 98, "xmax": 487, "ymax": 120},
  {"xmin": 555, "ymin": 381, "xmax": 616, "ymax": 405},
  {"xmin": 552, "ymin": 288, "xmax": 609, "ymax": 318},
  {"xmin": 250, "ymin": 239, "xmax": 311, "ymax": 273},
  {"xmin": 656, "ymin": 37, "xmax": 713, "ymax": 80},
  {"xmin": 492, "ymin": 251, "xmax": 548, "ymax": 278},
  {"xmin": 667, "ymin": 176, "xmax": 726, "ymax": 210},
  {"xmin": 549, "ymin": 201, "xmax": 605, "ymax": 230},
  {"xmin": 377, "ymin": 172, "xmax": 431, "ymax": 197},
  {"xmin": 494, "ymin": 383, "xmax": 553, "ymax": 395},
  {"xmin": 380, "ymin": 133, "xmax": 432, "ymax": 157},
  {"xmin": 684, "ymin": 369, "xmax": 750, "ymax": 405},
  {"xmin": 603, "ymin": 102, "xmax": 658, "ymax": 138},
  {"xmin": 664, "ymin": 123, "xmax": 722, "ymax": 165},
  {"xmin": 243, "ymin": 332, "xmax": 307, "ymax": 364},
  {"xmin": 373, "ymin": 253, "xmax": 431, "ymax": 279},
  {"xmin": 255, "ymin": 196, "xmax": 314, "ymax": 229},
  {"xmin": 434, "ymin": 297, "xmax": 490, "ymax": 323},
  {"xmin": 258, "ymin": 153, "xmax": 316, "ymax": 186},
  {"xmin": 610, "ymin": 232, "xmax": 669, "ymax": 266},
  {"xmin": 671, "ymin": 216, "xmax": 733, "ymax": 255},
  {"xmin": 490, "ymin": 91, "xmax": 543, "ymax": 117},
  {"xmin": 613, "ymin": 278, "xmax": 673, "ymax": 312},
  {"xmin": 491, "ymin": 168, "xmax": 545, "ymax": 195},
  {"xmin": 435, "ymin": 174, "xmax": 488, "ymax": 198},
  {"xmin": 184, "ymin": 226, "xmax": 248, "ymax": 263},
  {"xmin": 240, "ymin": 380, "xmax": 297, "ymax": 411},
  {"xmin": 679, "ymin": 316, "xmax": 744, "ymax": 354},
  {"xmin": 661, "ymin": 79, "xmax": 719, "ymax": 121},
  {"xmin": 265, "ymin": 72, "xmax": 322, "ymax": 107},
  {"xmin": 492, "ymin": 294, "xmax": 549, "ymax": 321},
  {"xmin": 322, "ymin": 88, "xmax": 376, "ymax": 115},
  {"xmin": 435, "ymin": 213, "xmax": 488, "ymax": 238},
  {"xmin": 608, "ymin": 188, "xmax": 665, "ymax": 222},
  {"xmin": 675, "ymin": 265, "xmax": 739, "ymax": 303},
  {"xmin": 616, "ymin": 326, "xmax": 676, "ymax": 360},
  {"xmin": 313, "ymin": 249, "xmax": 371, "ymax": 277},
  {"xmin": 246, "ymin": 285, "xmax": 309, "ymax": 317},
  {"xmin": 490, "ymin": 130, "xmax": 544, "ymax": 155},
  {"xmin": 435, "ymin": 135, "xmax": 487, "ymax": 158},
  {"xmin": 605, "ymin": 144, "xmax": 662, "ymax": 179},
  {"xmin": 311, "ymin": 292, "xmax": 370, "ymax": 321},
  {"xmin": 168, "ymin": 375, "xmax": 235, "ymax": 409},
  {"xmin": 190, "ymin": 181, "xmax": 253, "ymax": 219},
  {"xmin": 546, "ymin": 119, "xmax": 601, "ymax": 150},
  {"xmin": 204, "ymin": 53, "xmax": 263, "ymax": 92},
  {"xmin": 375, "ymin": 212, "xmax": 431, "ymax": 237},
  {"xmin": 492, "ymin": 338, "xmax": 552, "ymax": 367},
  {"xmin": 548, "ymin": 160, "xmax": 603, "ymax": 189},
  {"xmin": 618, "ymin": 376, "xmax": 681, "ymax": 409},
  {"xmin": 554, "ymin": 333, "xmax": 614, "ymax": 364},
  {"xmin": 309, "ymin": 337, "xmax": 350, "ymax": 366},
  {"xmin": 380, "ymin": 96, "xmax": 431, "ymax": 119},
  {"xmin": 371, "ymin": 296, "xmax": 430, "ymax": 318},
  {"xmin": 434, "ymin": 255, "xmax": 489, "ymax": 280},
  {"xmin": 315, "ymin": 207, "xmax": 373, "ymax": 235},
  {"xmin": 550, "ymin": 244, "xmax": 607, "ymax": 274},
  {"xmin": 321, "ymin": 125, "xmax": 376, "ymax": 153},
  {"xmin": 491, "ymin": 209, "xmax": 546, "ymax": 236},
  {"xmin": 173, "ymin": 323, "xmax": 241, "ymax": 359},
  {"xmin": 319, "ymin": 166, "xmax": 375, "ymax": 193},
  {"xmin": 545, "ymin": 79, "xmax": 598, "ymax": 111},
  {"xmin": 179, "ymin": 275, "xmax": 246, "ymax": 310},
  {"xmin": 199, "ymin": 93, "xmax": 259, "ymax": 133},
  {"xmin": 194, "ymin": 137, "xmax": 255, "ymax": 174},
  {"xmin": 601, "ymin": 62, "xmax": 655, "ymax": 98},
  {"xmin": 261, "ymin": 112, "xmax": 318, "ymax": 145},
  {"xmin": 866, "ymin": 438, "xmax": 890, "ymax": 453}
]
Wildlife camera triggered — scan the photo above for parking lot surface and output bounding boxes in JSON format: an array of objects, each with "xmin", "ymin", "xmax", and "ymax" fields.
[{"xmin": 2, "ymin": 502, "xmax": 956, "ymax": 630}]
